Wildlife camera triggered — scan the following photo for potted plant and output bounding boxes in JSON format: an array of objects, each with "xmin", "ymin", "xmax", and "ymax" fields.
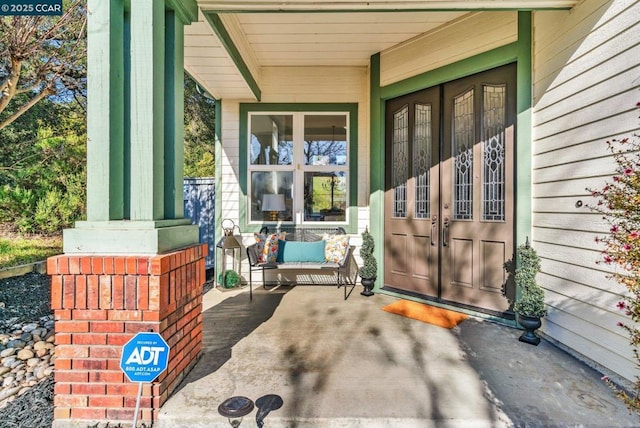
[
  {"xmin": 359, "ymin": 227, "xmax": 377, "ymax": 297},
  {"xmin": 512, "ymin": 240, "xmax": 546, "ymax": 345}
]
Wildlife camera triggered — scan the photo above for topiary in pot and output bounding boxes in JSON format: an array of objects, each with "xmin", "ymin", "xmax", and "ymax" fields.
[
  {"xmin": 359, "ymin": 227, "xmax": 377, "ymax": 297},
  {"xmin": 512, "ymin": 240, "xmax": 546, "ymax": 345}
]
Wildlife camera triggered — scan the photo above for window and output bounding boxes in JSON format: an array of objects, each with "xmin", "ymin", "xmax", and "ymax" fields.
[{"xmin": 246, "ymin": 110, "xmax": 352, "ymax": 224}]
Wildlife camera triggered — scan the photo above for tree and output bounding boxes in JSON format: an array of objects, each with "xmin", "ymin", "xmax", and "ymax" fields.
[
  {"xmin": 0, "ymin": 99, "xmax": 86, "ymax": 234},
  {"xmin": 0, "ymin": 0, "xmax": 87, "ymax": 130},
  {"xmin": 184, "ymin": 73, "xmax": 216, "ymax": 177}
]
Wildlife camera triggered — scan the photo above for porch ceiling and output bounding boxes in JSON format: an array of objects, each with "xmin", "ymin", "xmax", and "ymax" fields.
[{"xmin": 186, "ymin": 1, "xmax": 579, "ymax": 100}]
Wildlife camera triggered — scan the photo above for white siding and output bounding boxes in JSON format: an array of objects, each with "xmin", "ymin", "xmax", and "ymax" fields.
[
  {"xmin": 532, "ymin": 0, "xmax": 640, "ymax": 383},
  {"xmin": 380, "ymin": 11, "xmax": 517, "ymax": 86},
  {"xmin": 220, "ymin": 101, "xmax": 242, "ymax": 224}
]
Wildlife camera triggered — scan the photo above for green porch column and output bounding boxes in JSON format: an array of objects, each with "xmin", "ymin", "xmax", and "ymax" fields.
[
  {"xmin": 85, "ymin": 0, "xmax": 124, "ymax": 221},
  {"xmin": 129, "ymin": 0, "xmax": 165, "ymax": 220},
  {"xmin": 64, "ymin": 0, "xmax": 199, "ymax": 255},
  {"xmin": 516, "ymin": 11, "xmax": 533, "ymax": 247},
  {"xmin": 165, "ymin": 10, "xmax": 185, "ymax": 219},
  {"xmin": 52, "ymin": 2, "xmax": 202, "ymax": 426}
]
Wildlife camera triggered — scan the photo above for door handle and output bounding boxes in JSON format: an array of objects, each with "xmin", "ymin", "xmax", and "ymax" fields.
[
  {"xmin": 442, "ymin": 217, "xmax": 450, "ymax": 247},
  {"xmin": 431, "ymin": 215, "xmax": 437, "ymax": 246}
]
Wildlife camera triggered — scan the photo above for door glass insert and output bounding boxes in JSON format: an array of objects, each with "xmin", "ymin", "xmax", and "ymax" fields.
[
  {"xmin": 482, "ymin": 84, "xmax": 506, "ymax": 221},
  {"xmin": 414, "ymin": 104, "xmax": 431, "ymax": 219},
  {"xmin": 393, "ymin": 105, "xmax": 409, "ymax": 218},
  {"xmin": 453, "ymin": 89, "xmax": 474, "ymax": 220}
]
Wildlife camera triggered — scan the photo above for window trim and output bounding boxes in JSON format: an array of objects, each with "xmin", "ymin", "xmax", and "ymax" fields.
[{"xmin": 239, "ymin": 103, "xmax": 358, "ymax": 233}]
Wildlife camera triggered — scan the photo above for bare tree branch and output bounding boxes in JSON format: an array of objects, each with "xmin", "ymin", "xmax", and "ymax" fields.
[
  {"xmin": 0, "ymin": 0, "xmax": 86, "ymax": 130},
  {"xmin": 0, "ymin": 84, "xmax": 54, "ymax": 129}
]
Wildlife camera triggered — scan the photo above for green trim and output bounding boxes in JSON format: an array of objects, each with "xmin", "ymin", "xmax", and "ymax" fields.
[
  {"xmin": 516, "ymin": 11, "xmax": 533, "ymax": 247},
  {"xmin": 215, "ymin": 100, "xmax": 223, "ymax": 277},
  {"xmin": 369, "ymin": 53, "xmax": 384, "ymax": 290},
  {"xmin": 164, "ymin": 11, "xmax": 185, "ymax": 219},
  {"xmin": 239, "ymin": 103, "xmax": 358, "ymax": 234},
  {"xmin": 380, "ymin": 42, "xmax": 519, "ymax": 100},
  {"xmin": 372, "ymin": 16, "xmax": 533, "ymax": 302},
  {"xmin": 123, "ymin": 11, "xmax": 131, "ymax": 219},
  {"xmin": 204, "ymin": 12, "xmax": 262, "ymax": 101},
  {"xmin": 165, "ymin": 0, "xmax": 198, "ymax": 24}
]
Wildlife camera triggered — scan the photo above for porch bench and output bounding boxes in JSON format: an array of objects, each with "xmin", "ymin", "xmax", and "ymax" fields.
[{"xmin": 246, "ymin": 227, "xmax": 356, "ymax": 300}]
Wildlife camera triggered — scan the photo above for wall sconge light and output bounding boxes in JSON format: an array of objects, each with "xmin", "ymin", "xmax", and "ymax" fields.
[{"xmin": 262, "ymin": 194, "xmax": 286, "ymax": 221}]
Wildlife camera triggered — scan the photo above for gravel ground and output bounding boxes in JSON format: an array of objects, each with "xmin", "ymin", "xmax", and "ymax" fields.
[
  {"xmin": 0, "ymin": 272, "xmax": 214, "ymax": 428},
  {"xmin": 0, "ymin": 273, "xmax": 53, "ymax": 428}
]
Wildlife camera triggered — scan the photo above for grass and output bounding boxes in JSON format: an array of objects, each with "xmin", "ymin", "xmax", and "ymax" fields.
[{"xmin": 0, "ymin": 235, "xmax": 62, "ymax": 270}]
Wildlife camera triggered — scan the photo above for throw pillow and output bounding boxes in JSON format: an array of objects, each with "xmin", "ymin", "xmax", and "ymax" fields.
[
  {"xmin": 277, "ymin": 240, "xmax": 326, "ymax": 263},
  {"xmin": 254, "ymin": 232, "xmax": 286, "ymax": 263},
  {"xmin": 323, "ymin": 233, "xmax": 350, "ymax": 264}
]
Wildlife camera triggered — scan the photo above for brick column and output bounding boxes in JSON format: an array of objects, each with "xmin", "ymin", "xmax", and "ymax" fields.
[{"xmin": 48, "ymin": 244, "xmax": 206, "ymax": 427}]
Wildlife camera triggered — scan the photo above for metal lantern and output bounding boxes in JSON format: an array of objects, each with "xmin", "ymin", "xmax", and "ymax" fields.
[{"xmin": 216, "ymin": 219, "xmax": 242, "ymax": 287}]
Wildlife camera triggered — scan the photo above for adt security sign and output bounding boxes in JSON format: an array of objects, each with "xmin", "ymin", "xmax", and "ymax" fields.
[{"xmin": 120, "ymin": 332, "xmax": 170, "ymax": 383}]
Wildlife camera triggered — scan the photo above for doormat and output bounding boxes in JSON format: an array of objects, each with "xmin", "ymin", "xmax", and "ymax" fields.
[{"xmin": 382, "ymin": 300, "xmax": 468, "ymax": 329}]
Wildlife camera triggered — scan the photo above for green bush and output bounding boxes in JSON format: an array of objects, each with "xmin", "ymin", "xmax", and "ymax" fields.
[
  {"xmin": 0, "ymin": 108, "xmax": 87, "ymax": 235},
  {"xmin": 34, "ymin": 185, "xmax": 85, "ymax": 234}
]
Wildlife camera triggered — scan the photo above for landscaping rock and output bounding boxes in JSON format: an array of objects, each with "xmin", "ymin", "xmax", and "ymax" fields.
[{"xmin": 0, "ymin": 273, "xmax": 54, "ymax": 427}]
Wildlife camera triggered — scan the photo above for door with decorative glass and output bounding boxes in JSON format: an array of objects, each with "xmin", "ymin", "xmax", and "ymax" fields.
[{"xmin": 384, "ymin": 63, "xmax": 515, "ymax": 314}]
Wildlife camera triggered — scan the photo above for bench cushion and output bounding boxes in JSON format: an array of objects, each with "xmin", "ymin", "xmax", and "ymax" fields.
[
  {"xmin": 268, "ymin": 262, "xmax": 340, "ymax": 269},
  {"xmin": 277, "ymin": 240, "xmax": 326, "ymax": 263}
]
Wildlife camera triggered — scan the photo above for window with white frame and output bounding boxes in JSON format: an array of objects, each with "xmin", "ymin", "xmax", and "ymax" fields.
[{"xmin": 248, "ymin": 112, "xmax": 349, "ymax": 224}]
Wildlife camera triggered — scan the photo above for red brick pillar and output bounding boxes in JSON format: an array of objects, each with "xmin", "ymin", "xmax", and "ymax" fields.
[{"xmin": 48, "ymin": 244, "xmax": 206, "ymax": 426}]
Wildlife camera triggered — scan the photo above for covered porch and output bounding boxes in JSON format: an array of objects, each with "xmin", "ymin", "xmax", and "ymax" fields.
[
  {"xmin": 51, "ymin": 0, "xmax": 640, "ymax": 426},
  {"xmin": 156, "ymin": 285, "xmax": 636, "ymax": 427}
]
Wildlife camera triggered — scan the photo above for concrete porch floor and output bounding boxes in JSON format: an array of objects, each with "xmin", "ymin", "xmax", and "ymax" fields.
[{"xmin": 157, "ymin": 284, "xmax": 640, "ymax": 427}]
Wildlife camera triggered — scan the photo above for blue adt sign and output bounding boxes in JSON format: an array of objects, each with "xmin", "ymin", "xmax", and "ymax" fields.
[{"xmin": 120, "ymin": 332, "xmax": 170, "ymax": 383}]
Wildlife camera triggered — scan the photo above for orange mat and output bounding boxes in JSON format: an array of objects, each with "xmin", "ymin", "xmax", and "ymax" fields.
[{"xmin": 382, "ymin": 300, "xmax": 468, "ymax": 329}]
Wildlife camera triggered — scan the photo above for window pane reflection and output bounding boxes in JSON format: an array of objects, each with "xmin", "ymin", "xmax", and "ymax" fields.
[
  {"xmin": 303, "ymin": 172, "xmax": 347, "ymax": 222},
  {"xmin": 250, "ymin": 115, "xmax": 293, "ymax": 165},
  {"xmin": 304, "ymin": 115, "xmax": 347, "ymax": 166},
  {"xmin": 250, "ymin": 171, "xmax": 294, "ymax": 222}
]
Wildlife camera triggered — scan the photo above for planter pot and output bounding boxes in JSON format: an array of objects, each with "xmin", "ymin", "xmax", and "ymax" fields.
[
  {"xmin": 517, "ymin": 314, "xmax": 543, "ymax": 346},
  {"xmin": 360, "ymin": 277, "xmax": 375, "ymax": 297}
]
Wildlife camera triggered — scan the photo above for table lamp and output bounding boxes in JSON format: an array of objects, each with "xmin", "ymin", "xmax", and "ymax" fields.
[{"xmin": 262, "ymin": 194, "xmax": 286, "ymax": 221}]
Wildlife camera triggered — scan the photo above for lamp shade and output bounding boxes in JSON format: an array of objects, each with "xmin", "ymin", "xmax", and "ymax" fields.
[{"xmin": 262, "ymin": 194, "xmax": 286, "ymax": 212}]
